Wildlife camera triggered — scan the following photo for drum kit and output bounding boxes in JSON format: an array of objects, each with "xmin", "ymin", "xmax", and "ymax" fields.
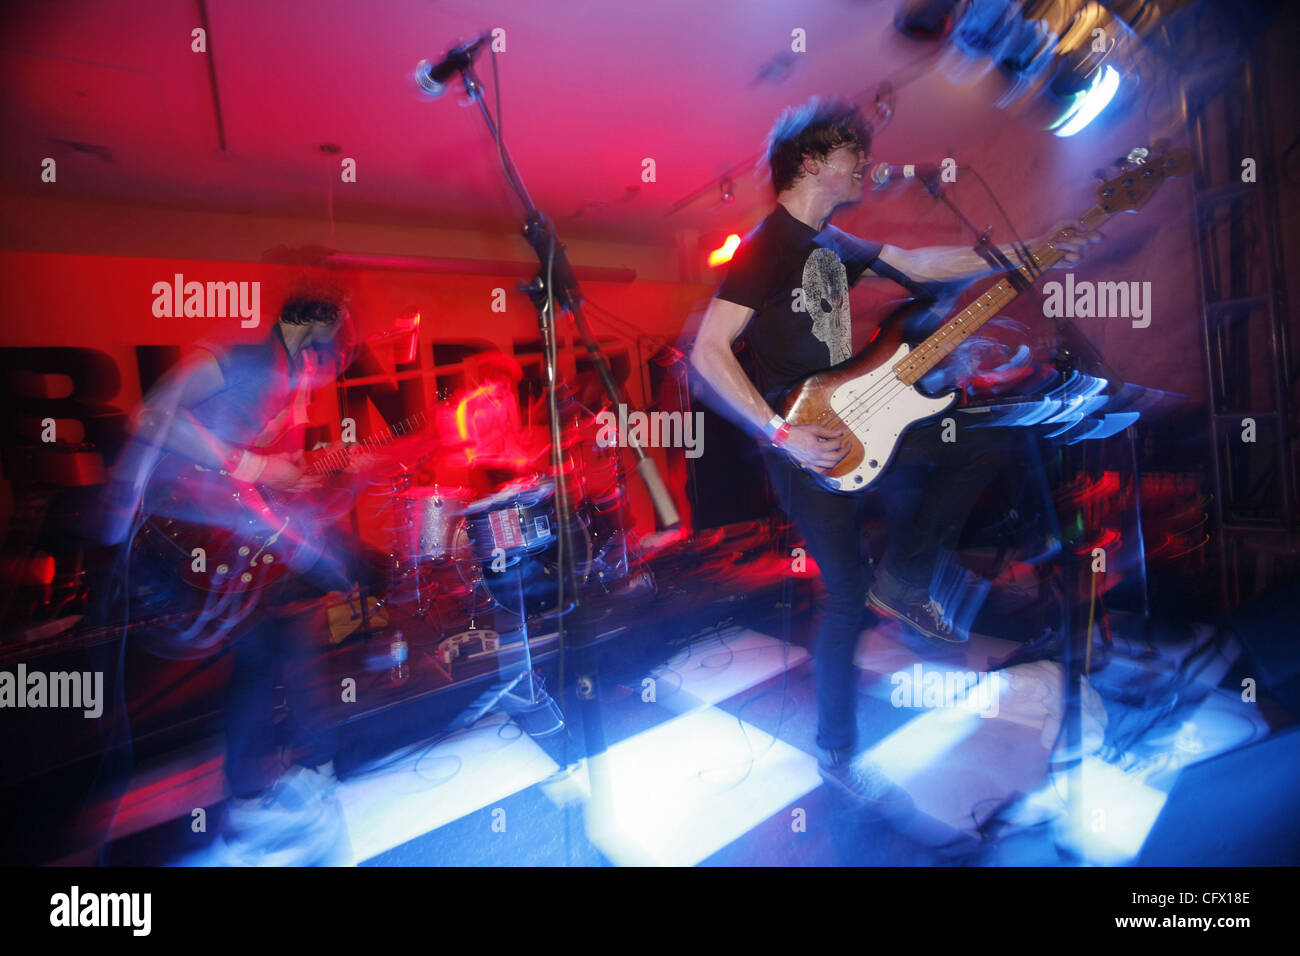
[
  {"xmin": 374, "ymin": 30, "xmax": 683, "ymax": 736},
  {"xmin": 348, "ymin": 392, "xmax": 632, "ymax": 740},
  {"xmin": 375, "ymin": 397, "xmax": 631, "ymax": 645}
]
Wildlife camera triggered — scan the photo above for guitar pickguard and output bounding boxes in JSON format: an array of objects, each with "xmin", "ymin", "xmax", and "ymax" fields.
[{"xmin": 823, "ymin": 343, "xmax": 956, "ymax": 492}]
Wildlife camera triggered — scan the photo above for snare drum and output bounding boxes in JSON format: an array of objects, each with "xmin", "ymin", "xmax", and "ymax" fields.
[
  {"xmin": 463, "ymin": 476, "xmax": 556, "ymax": 564},
  {"xmin": 398, "ymin": 485, "xmax": 471, "ymax": 561}
]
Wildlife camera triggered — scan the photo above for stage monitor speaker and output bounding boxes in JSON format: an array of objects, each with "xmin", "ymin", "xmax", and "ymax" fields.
[
  {"xmin": 686, "ymin": 400, "xmax": 773, "ymax": 530},
  {"xmin": 1136, "ymin": 725, "xmax": 1300, "ymax": 865},
  {"xmin": 1223, "ymin": 579, "xmax": 1300, "ymax": 712}
]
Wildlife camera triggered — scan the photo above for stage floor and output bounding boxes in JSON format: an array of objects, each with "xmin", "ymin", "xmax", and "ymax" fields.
[{"xmin": 95, "ymin": 613, "xmax": 1289, "ymax": 867}]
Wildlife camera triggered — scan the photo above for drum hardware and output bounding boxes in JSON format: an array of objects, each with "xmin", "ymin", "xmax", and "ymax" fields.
[
  {"xmin": 353, "ymin": 348, "xmax": 631, "ymax": 734},
  {"xmin": 581, "ymin": 485, "xmax": 631, "ymax": 591},
  {"xmin": 443, "ymin": 562, "xmax": 546, "ymax": 727},
  {"xmin": 399, "ymin": 484, "xmax": 471, "ymax": 562},
  {"xmin": 457, "ymin": 475, "xmax": 584, "ymax": 620},
  {"xmin": 435, "ymin": 628, "xmax": 501, "ymax": 669},
  {"xmin": 498, "ymin": 673, "xmax": 565, "ymax": 738},
  {"xmin": 399, "ymin": 40, "xmax": 700, "ymax": 743},
  {"xmin": 419, "ymin": 42, "xmax": 680, "ymax": 608}
]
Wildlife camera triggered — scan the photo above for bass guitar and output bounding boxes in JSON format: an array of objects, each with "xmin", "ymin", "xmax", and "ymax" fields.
[{"xmin": 779, "ymin": 145, "xmax": 1190, "ymax": 493}]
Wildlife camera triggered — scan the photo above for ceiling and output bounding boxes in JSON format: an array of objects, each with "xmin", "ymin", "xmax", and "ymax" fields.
[{"xmin": 0, "ymin": 0, "xmax": 1124, "ymax": 245}]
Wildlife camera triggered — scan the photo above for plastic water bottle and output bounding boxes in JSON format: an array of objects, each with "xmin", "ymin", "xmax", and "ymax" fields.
[{"xmin": 389, "ymin": 631, "xmax": 409, "ymax": 684}]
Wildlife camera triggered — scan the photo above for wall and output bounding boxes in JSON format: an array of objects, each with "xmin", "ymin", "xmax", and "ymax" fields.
[{"xmin": 0, "ymin": 203, "xmax": 716, "ymax": 542}]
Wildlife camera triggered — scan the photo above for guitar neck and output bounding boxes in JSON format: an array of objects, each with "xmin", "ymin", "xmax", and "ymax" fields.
[
  {"xmin": 307, "ymin": 411, "xmax": 427, "ymax": 475},
  {"xmin": 893, "ymin": 203, "xmax": 1111, "ymax": 386}
]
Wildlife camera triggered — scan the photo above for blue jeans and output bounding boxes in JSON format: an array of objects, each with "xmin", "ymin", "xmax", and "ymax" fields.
[
  {"xmin": 763, "ymin": 420, "xmax": 1013, "ymax": 753},
  {"xmin": 877, "ymin": 422, "xmax": 1012, "ymax": 590},
  {"xmin": 224, "ymin": 611, "xmax": 336, "ymax": 798},
  {"xmin": 764, "ymin": 450, "xmax": 871, "ymax": 755}
]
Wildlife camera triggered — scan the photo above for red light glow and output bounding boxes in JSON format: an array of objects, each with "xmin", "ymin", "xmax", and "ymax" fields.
[{"xmin": 708, "ymin": 234, "xmax": 741, "ymax": 268}]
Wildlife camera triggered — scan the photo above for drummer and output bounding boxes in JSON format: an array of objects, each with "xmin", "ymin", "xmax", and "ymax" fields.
[{"xmin": 429, "ymin": 350, "xmax": 549, "ymax": 495}]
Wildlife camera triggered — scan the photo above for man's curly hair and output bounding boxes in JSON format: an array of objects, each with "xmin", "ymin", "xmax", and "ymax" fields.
[
  {"xmin": 764, "ymin": 96, "xmax": 872, "ymax": 195},
  {"xmin": 280, "ymin": 286, "xmax": 348, "ymax": 326}
]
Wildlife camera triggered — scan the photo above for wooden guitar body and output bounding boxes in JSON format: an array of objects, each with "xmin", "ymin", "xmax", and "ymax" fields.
[
  {"xmin": 780, "ymin": 319, "xmax": 955, "ymax": 493},
  {"xmin": 777, "ymin": 145, "xmax": 1191, "ymax": 494}
]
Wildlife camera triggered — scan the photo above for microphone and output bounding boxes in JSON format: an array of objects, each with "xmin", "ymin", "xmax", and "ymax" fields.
[
  {"xmin": 414, "ymin": 34, "xmax": 491, "ymax": 97},
  {"xmin": 869, "ymin": 162, "xmax": 945, "ymax": 190}
]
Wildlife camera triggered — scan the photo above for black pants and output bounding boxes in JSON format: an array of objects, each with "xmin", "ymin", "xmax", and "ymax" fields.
[
  {"xmin": 224, "ymin": 607, "xmax": 336, "ymax": 799},
  {"xmin": 764, "ymin": 420, "xmax": 1012, "ymax": 754},
  {"xmin": 223, "ymin": 534, "xmax": 359, "ymax": 799},
  {"xmin": 877, "ymin": 422, "xmax": 1012, "ymax": 590}
]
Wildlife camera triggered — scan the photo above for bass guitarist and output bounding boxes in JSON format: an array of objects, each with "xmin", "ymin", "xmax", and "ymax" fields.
[{"xmin": 689, "ymin": 96, "xmax": 1096, "ymax": 805}]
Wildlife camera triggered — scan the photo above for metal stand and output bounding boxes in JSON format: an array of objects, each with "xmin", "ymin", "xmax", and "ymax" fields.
[
  {"xmin": 925, "ymin": 174, "xmax": 1096, "ymax": 849},
  {"xmin": 456, "ymin": 63, "xmax": 680, "ymax": 536},
  {"xmin": 1181, "ymin": 32, "xmax": 1296, "ymax": 610},
  {"xmin": 440, "ymin": 56, "xmax": 683, "ymax": 762}
]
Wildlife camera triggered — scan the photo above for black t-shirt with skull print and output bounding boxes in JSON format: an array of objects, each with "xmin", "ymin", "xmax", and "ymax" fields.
[{"xmin": 716, "ymin": 203, "xmax": 884, "ymax": 400}]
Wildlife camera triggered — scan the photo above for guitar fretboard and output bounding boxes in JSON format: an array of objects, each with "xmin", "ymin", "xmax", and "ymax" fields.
[
  {"xmin": 308, "ymin": 411, "xmax": 427, "ymax": 474},
  {"xmin": 892, "ymin": 204, "xmax": 1110, "ymax": 386}
]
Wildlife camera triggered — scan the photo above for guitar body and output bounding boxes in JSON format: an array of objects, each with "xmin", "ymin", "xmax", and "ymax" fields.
[
  {"xmin": 780, "ymin": 318, "xmax": 956, "ymax": 494},
  {"xmin": 133, "ymin": 410, "xmax": 427, "ymax": 600},
  {"xmin": 136, "ymin": 466, "xmax": 333, "ymax": 595},
  {"xmin": 779, "ymin": 145, "xmax": 1193, "ymax": 496}
]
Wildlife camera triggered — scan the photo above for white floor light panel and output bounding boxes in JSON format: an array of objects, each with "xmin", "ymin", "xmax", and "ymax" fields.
[{"xmin": 554, "ymin": 706, "xmax": 821, "ymax": 867}]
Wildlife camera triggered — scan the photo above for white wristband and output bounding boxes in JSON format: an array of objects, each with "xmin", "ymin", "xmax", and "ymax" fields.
[{"xmin": 762, "ymin": 414, "xmax": 785, "ymax": 440}]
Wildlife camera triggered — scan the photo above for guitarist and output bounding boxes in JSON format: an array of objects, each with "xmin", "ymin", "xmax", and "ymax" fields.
[
  {"xmin": 689, "ymin": 96, "xmax": 1096, "ymax": 805},
  {"xmin": 110, "ymin": 289, "xmax": 358, "ymax": 864}
]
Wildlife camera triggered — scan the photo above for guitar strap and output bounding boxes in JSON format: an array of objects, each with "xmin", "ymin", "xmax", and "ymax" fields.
[
  {"xmin": 1012, "ymin": 240, "xmax": 1043, "ymax": 280},
  {"xmin": 972, "ymin": 238, "xmax": 1040, "ymax": 293},
  {"xmin": 977, "ymin": 238, "xmax": 1029, "ymax": 291}
]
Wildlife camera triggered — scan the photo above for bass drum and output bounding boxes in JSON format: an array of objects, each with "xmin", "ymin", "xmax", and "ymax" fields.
[
  {"xmin": 459, "ymin": 510, "xmax": 593, "ymax": 621},
  {"xmin": 462, "ymin": 477, "xmax": 557, "ymax": 565}
]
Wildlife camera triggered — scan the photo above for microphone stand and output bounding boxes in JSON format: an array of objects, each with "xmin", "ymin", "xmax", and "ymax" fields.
[
  {"xmin": 442, "ymin": 60, "xmax": 679, "ymax": 786},
  {"xmin": 455, "ymin": 65, "xmax": 681, "ymax": 534},
  {"xmin": 923, "ymin": 175, "xmax": 1088, "ymax": 849}
]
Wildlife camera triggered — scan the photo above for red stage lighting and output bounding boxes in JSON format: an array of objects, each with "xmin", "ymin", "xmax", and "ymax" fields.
[{"xmin": 708, "ymin": 234, "xmax": 741, "ymax": 268}]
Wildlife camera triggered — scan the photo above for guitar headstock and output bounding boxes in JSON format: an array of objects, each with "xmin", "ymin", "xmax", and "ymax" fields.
[{"xmin": 1096, "ymin": 145, "xmax": 1192, "ymax": 214}]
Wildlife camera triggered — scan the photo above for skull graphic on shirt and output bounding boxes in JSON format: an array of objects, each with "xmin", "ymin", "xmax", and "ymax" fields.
[{"xmin": 801, "ymin": 247, "xmax": 851, "ymax": 365}]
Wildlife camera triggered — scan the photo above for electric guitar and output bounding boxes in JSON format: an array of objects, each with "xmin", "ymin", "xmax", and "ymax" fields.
[
  {"xmin": 136, "ymin": 410, "xmax": 428, "ymax": 597},
  {"xmin": 779, "ymin": 145, "xmax": 1191, "ymax": 493}
]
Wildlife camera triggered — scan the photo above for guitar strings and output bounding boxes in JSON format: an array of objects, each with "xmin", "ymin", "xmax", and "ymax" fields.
[
  {"xmin": 828, "ymin": 229, "xmax": 1072, "ymax": 431},
  {"xmin": 839, "ymin": 292, "xmax": 1005, "ymax": 424},
  {"xmin": 826, "ymin": 288, "xmax": 1009, "ymax": 433},
  {"xmin": 310, "ymin": 410, "xmax": 428, "ymax": 475},
  {"xmin": 824, "ymin": 224, "xmax": 1091, "ymax": 438}
]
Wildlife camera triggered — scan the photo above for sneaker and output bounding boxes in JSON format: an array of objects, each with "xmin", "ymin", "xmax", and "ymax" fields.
[
  {"xmin": 226, "ymin": 771, "xmax": 321, "ymax": 833},
  {"xmin": 868, "ymin": 587, "xmax": 968, "ymax": 644},
  {"xmin": 219, "ymin": 800, "xmax": 320, "ymax": 867},
  {"xmin": 300, "ymin": 760, "xmax": 339, "ymax": 795},
  {"xmin": 220, "ymin": 765, "xmax": 351, "ymax": 866},
  {"xmin": 818, "ymin": 749, "xmax": 914, "ymax": 817},
  {"xmin": 216, "ymin": 806, "xmax": 351, "ymax": 866}
]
